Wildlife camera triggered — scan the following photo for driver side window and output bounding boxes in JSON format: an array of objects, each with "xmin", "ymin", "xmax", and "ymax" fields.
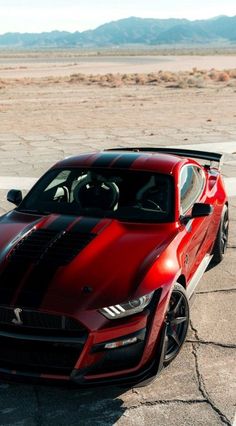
[{"xmin": 180, "ymin": 166, "xmax": 204, "ymax": 215}]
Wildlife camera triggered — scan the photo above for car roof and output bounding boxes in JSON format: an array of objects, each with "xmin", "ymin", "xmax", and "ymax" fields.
[{"xmin": 56, "ymin": 150, "xmax": 189, "ymax": 175}]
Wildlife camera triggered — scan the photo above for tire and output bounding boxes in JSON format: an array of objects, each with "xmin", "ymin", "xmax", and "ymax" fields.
[
  {"xmin": 163, "ymin": 283, "xmax": 190, "ymax": 366},
  {"xmin": 212, "ymin": 205, "xmax": 229, "ymax": 264}
]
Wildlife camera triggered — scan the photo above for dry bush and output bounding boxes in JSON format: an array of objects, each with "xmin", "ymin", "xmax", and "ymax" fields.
[
  {"xmin": 191, "ymin": 67, "xmax": 198, "ymax": 74},
  {"xmin": 2, "ymin": 67, "xmax": 236, "ymax": 90},
  {"xmin": 228, "ymin": 69, "xmax": 236, "ymax": 79},
  {"xmin": 121, "ymin": 73, "xmax": 134, "ymax": 84},
  {"xmin": 208, "ymin": 70, "xmax": 218, "ymax": 80},
  {"xmin": 166, "ymin": 78, "xmax": 188, "ymax": 89},
  {"xmin": 217, "ymin": 72, "xmax": 230, "ymax": 82},
  {"xmin": 135, "ymin": 74, "xmax": 147, "ymax": 85},
  {"xmin": 69, "ymin": 73, "xmax": 86, "ymax": 83},
  {"xmin": 187, "ymin": 77, "xmax": 205, "ymax": 88},
  {"xmin": 95, "ymin": 73, "xmax": 123, "ymax": 87},
  {"xmin": 158, "ymin": 71, "xmax": 176, "ymax": 82}
]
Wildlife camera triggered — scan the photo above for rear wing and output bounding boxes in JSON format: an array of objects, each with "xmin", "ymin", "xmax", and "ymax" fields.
[{"xmin": 105, "ymin": 147, "xmax": 222, "ymax": 169}]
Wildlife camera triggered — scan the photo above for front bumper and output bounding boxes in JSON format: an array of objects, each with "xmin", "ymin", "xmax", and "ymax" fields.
[
  {"xmin": 0, "ymin": 324, "xmax": 166, "ymax": 388},
  {"xmin": 0, "ymin": 291, "xmax": 165, "ymax": 387}
]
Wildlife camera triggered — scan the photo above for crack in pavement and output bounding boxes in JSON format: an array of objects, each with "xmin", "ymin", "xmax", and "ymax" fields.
[
  {"xmin": 187, "ymin": 339, "xmax": 236, "ymax": 349},
  {"xmin": 196, "ymin": 288, "xmax": 236, "ymax": 294},
  {"xmin": 190, "ymin": 321, "xmax": 232, "ymax": 425},
  {"xmin": 126, "ymin": 399, "xmax": 207, "ymax": 410}
]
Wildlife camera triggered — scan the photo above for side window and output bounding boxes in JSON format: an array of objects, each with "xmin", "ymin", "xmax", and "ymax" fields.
[{"xmin": 180, "ymin": 166, "xmax": 205, "ymax": 214}]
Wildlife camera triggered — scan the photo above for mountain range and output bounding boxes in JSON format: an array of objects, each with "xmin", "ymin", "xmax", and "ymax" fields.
[{"xmin": 0, "ymin": 15, "xmax": 236, "ymax": 48}]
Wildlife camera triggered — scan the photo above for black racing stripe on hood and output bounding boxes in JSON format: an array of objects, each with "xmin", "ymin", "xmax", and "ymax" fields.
[
  {"xmin": 0, "ymin": 261, "xmax": 30, "ymax": 305},
  {"xmin": 92, "ymin": 153, "xmax": 121, "ymax": 167},
  {"xmin": 0, "ymin": 215, "xmax": 70, "ymax": 306},
  {"xmin": 15, "ymin": 263, "xmax": 60, "ymax": 308},
  {"xmin": 46, "ymin": 215, "xmax": 77, "ymax": 231},
  {"xmin": 70, "ymin": 217, "xmax": 101, "ymax": 233},
  {"xmin": 111, "ymin": 153, "xmax": 140, "ymax": 169},
  {"xmin": 14, "ymin": 217, "xmax": 100, "ymax": 309}
]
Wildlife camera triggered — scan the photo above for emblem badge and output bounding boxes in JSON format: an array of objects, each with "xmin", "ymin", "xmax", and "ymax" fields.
[{"xmin": 12, "ymin": 308, "xmax": 23, "ymax": 325}]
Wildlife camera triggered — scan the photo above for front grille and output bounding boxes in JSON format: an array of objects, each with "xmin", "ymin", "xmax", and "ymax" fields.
[
  {"xmin": 7, "ymin": 229, "xmax": 96, "ymax": 265},
  {"xmin": 0, "ymin": 307, "xmax": 87, "ymax": 375},
  {"xmin": 0, "ymin": 336, "xmax": 83, "ymax": 374},
  {"xmin": 0, "ymin": 306, "xmax": 85, "ymax": 333}
]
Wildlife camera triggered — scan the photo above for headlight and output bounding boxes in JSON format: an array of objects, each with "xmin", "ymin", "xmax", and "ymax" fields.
[{"xmin": 99, "ymin": 291, "xmax": 154, "ymax": 320}]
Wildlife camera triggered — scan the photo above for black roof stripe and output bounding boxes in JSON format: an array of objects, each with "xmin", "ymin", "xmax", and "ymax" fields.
[
  {"xmin": 92, "ymin": 152, "xmax": 121, "ymax": 168},
  {"xmin": 111, "ymin": 153, "xmax": 140, "ymax": 169}
]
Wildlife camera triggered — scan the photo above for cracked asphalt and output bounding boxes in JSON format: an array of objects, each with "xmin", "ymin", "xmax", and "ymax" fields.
[{"xmin": 0, "ymin": 84, "xmax": 235, "ymax": 425}]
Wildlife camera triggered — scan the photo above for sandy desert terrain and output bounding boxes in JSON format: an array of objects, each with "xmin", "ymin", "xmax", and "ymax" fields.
[
  {"xmin": 0, "ymin": 53, "xmax": 235, "ymax": 426},
  {"xmin": 0, "ymin": 55, "xmax": 236, "ymax": 180}
]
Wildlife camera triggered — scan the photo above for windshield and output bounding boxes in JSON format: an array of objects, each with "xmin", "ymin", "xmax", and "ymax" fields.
[{"xmin": 18, "ymin": 168, "xmax": 174, "ymax": 223}]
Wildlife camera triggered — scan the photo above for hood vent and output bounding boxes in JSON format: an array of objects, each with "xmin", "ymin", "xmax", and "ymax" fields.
[
  {"xmin": 8, "ymin": 229, "xmax": 58, "ymax": 262},
  {"xmin": 8, "ymin": 228, "xmax": 96, "ymax": 266},
  {"xmin": 43, "ymin": 232, "xmax": 95, "ymax": 265}
]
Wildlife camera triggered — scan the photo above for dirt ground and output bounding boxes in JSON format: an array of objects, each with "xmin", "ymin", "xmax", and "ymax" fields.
[
  {"xmin": 0, "ymin": 53, "xmax": 236, "ymax": 77},
  {"xmin": 0, "ymin": 81, "xmax": 236, "ymax": 181},
  {"xmin": 0, "ymin": 55, "xmax": 235, "ymax": 426}
]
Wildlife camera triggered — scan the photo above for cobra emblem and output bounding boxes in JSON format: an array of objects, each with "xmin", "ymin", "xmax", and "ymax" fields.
[{"xmin": 12, "ymin": 308, "xmax": 23, "ymax": 325}]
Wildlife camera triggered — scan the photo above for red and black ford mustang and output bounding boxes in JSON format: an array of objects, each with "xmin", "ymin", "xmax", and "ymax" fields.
[{"xmin": 0, "ymin": 147, "xmax": 228, "ymax": 386}]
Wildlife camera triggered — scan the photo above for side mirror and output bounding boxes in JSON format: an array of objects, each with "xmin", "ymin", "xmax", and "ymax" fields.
[
  {"xmin": 192, "ymin": 203, "xmax": 213, "ymax": 218},
  {"xmin": 7, "ymin": 189, "xmax": 23, "ymax": 206}
]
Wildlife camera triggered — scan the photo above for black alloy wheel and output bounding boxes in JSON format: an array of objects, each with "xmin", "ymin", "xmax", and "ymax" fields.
[
  {"xmin": 212, "ymin": 205, "xmax": 229, "ymax": 263},
  {"xmin": 221, "ymin": 208, "xmax": 229, "ymax": 254},
  {"xmin": 164, "ymin": 283, "xmax": 190, "ymax": 365}
]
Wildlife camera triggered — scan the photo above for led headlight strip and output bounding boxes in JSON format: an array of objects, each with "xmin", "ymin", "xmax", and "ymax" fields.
[{"xmin": 99, "ymin": 291, "xmax": 154, "ymax": 320}]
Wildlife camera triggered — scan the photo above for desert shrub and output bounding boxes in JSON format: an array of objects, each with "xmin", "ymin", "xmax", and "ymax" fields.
[
  {"xmin": 217, "ymin": 72, "xmax": 230, "ymax": 82},
  {"xmin": 135, "ymin": 74, "xmax": 147, "ymax": 85},
  {"xmin": 208, "ymin": 70, "xmax": 218, "ymax": 80},
  {"xmin": 187, "ymin": 77, "xmax": 205, "ymax": 88},
  {"xmin": 228, "ymin": 69, "xmax": 236, "ymax": 79},
  {"xmin": 158, "ymin": 71, "xmax": 176, "ymax": 82},
  {"xmin": 69, "ymin": 73, "xmax": 86, "ymax": 83}
]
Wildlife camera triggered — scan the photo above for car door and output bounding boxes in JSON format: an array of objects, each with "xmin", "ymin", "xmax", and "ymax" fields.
[{"xmin": 179, "ymin": 164, "xmax": 212, "ymax": 281}]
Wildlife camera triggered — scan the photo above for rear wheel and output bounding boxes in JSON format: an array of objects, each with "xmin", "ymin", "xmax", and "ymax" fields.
[
  {"xmin": 163, "ymin": 283, "xmax": 190, "ymax": 366},
  {"xmin": 212, "ymin": 205, "xmax": 229, "ymax": 264}
]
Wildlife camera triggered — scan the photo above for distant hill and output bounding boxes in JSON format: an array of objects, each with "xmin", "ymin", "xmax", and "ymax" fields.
[{"xmin": 0, "ymin": 16, "xmax": 236, "ymax": 48}]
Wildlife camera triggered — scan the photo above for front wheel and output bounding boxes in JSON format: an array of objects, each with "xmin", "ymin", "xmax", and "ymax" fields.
[{"xmin": 163, "ymin": 283, "xmax": 190, "ymax": 366}]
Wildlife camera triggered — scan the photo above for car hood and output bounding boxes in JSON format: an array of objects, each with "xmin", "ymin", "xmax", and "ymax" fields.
[{"xmin": 0, "ymin": 210, "xmax": 177, "ymax": 314}]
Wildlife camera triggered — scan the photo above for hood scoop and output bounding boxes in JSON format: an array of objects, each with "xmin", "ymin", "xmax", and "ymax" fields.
[{"xmin": 8, "ymin": 228, "xmax": 96, "ymax": 266}]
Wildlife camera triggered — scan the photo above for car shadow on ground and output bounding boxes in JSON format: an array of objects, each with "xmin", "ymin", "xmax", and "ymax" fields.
[{"xmin": 0, "ymin": 381, "xmax": 129, "ymax": 425}]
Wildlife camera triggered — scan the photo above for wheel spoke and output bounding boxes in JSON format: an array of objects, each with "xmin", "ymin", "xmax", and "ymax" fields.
[
  {"xmin": 168, "ymin": 329, "xmax": 181, "ymax": 347},
  {"xmin": 173, "ymin": 294, "xmax": 183, "ymax": 314},
  {"xmin": 171, "ymin": 316, "xmax": 187, "ymax": 325},
  {"xmin": 164, "ymin": 286, "xmax": 190, "ymax": 363}
]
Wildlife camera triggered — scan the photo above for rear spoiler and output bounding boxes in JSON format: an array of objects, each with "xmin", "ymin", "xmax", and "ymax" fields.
[{"xmin": 105, "ymin": 147, "xmax": 222, "ymax": 169}]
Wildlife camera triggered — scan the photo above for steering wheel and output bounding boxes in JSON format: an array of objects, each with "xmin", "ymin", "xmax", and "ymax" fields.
[
  {"xmin": 139, "ymin": 188, "xmax": 164, "ymax": 212},
  {"xmin": 74, "ymin": 178, "xmax": 119, "ymax": 210}
]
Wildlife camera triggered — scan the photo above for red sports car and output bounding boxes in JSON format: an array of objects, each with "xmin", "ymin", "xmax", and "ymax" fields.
[{"xmin": 0, "ymin": 147, "xmax": 228, "ymax": 386}]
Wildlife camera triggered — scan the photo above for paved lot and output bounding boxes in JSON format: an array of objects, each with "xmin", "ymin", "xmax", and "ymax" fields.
[{"xmin": 0, "ymin": 137, "xmax": 235, "ymax": 426}]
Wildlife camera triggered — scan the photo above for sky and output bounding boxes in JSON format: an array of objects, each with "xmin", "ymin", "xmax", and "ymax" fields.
[{"xmin": 0, "ymin": 0, "xmax": 235, "ymax": 34}]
